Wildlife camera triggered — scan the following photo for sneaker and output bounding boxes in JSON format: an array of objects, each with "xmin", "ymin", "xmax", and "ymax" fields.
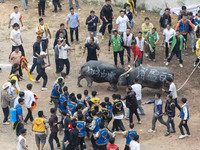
[
  {"xmin": 24, "ymin": 122, "xmax": 27, "ymax": 125},
  {"xmin": 148, "ymin": 129, "xmax": 156, "ymax": 133},
  {"xmin": 185, "ymin": 134, "xmax": 191, "ymax": 137},
  {"xmin": 166, "ymin": 62, "xmax": 169, "ymax": 66},
  {"xmin": 71, "ymin": 41, "xmax": 74, "ymax": 45},
  {"xmin": 179, "ymin": 64, "xmax": 183, "ymax": 68},
  {"xmin": 31, "ymin": 121, "xmax": 34, "ymax": 124},
  {"xmin": 35, "ymin": 80, "xmax": 40, "ymax": 83},
  {"xmin": 179, "ymin": 134, "xmax": 186, "ymax": 139},
  {"xmin": 198, "ymin": 65, "xmax": 200, "ymax": 69},
  {"xmin": 165, "ymin": 132, "xmax": 170, "ymax": 136},
  {"xmin": 138, "ymin": 121, "xmax": 142, "ymax": 124},
  {"xmin": 193, "ymin": 62, "xmax": 197, "ymax": 67},
  {"xmin": 41, "ymin": 88, "xmax": 47, "ymax": 91},
  {"xmin": 78, "ymin": 8, "xmax": 81, "ymax": 11},
  {"xmin": 184, "ymin": 52, "xmax": 188, "ymax": 56},
  {"xmin": 49, "ymin": 101, "xmax": 53, "ymax": 105},
  {"xmin": 76, "ymin": 41, "xmax": 80, "ymax": 44},
  {"xmin": 42, "ymin": 15, "xmax": 47, "ymax": 17},
  {"xmin": 102, "ymin": 36, "xmax": 104, "ymax": 40},
  {"xmin": 97, "ymin": 32, "xmax": 102, "ymax": 36},
  {"xmin": 57, "ymin": 143, "xmax": 61, "ymax": 149},
  {"xmin": 3, "ymin": 122, "xmax": 10, "ymax": 125},
  {"xmin": 170, "ymin": 130, "xmax": 176, "ymax": 133},
  {"xmin": 153, "ymin": 59, "xmax": 156, "ymax": 62},
  {"xmin": 192, "ymin": 49, "xmax": 195, "ymax": 53},
  {"xmin": 144, "ymin": 53, "xmax": 148, "ymax": 57}
]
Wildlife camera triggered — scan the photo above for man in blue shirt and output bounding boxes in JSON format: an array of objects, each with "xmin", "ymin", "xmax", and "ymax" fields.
[
  {"xmin": 13, "ymin": 98, "xmax": 25, "ymax": 136},
  {"xmin": 66, "ymin": 7, "xmax": 80, "ymax": 44}
]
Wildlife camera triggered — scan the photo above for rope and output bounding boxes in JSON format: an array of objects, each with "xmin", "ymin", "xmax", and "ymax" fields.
[{"xmin": 177, "ymin": 61, "xmax": 200, "ymax": 92}]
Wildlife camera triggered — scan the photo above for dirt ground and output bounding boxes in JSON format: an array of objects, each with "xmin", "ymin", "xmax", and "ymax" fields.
[{"xmin": 0, "ymin": 1, "xmax": 200, "ymax": 150}]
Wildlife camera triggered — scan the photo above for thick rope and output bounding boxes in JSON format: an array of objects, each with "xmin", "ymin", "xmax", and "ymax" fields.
[{"xmin": 177, "ymin": 61, "xmax": 200, "ymax": 92}]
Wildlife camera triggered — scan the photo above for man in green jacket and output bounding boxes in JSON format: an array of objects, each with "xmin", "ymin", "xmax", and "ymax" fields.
[
  {"xmin": 166, "ymin": 30, "xmax": 186, "ymax": 68},
  {"xmin": 146, "ymin": 28, "xmax": 159, "ymax": 61},
  {"xmin": 108, "ymin": 30, "xmax": 124, "ymax": 68}
]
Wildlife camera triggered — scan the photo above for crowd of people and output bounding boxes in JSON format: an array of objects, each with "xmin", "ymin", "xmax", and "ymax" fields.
[{"xmin": 1, "ymin": 0, "xmax": 200, "ymax": 150}]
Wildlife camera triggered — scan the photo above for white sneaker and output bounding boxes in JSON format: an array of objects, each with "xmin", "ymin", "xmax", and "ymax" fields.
[
  {"xmin": 148, "ymin": 129, "xmax": 156, "ymax": 133},
  {"xmin": 78, "ymin": 8, "xmax": 81, "ymax": 11},
  {"xmin": 166, "ymin": 62, "xmax": 169, "ymax": 66},
  {"xmin": 179, "ymin": 134, "xmax": 186, "ymax": 139},
  {"xmin": 185, "ymin": 134, "xmax": 191, "ymax": 137},
  {"xmin": 145, "ymin": 53, "xmax": 148, "ymax": 57},
  {"xmin": 35, "ymin": 80, "xmax": 40, "ymax": 83},
  {"xmin": 102, "ymin": 36, "xmax": 104, "ymax": 40},
  {"xmin": 193, "ymin": 62, "xmax": 197, "ymax": 67},
  {"xmin": 97, "ymin": 32, "xmax": 102, "ymax": 36},
  {"xmin": 3, "ymin": 122, "xmax": 10, "ymax": 125},
  {"xmin": 179, "ymin": 64, "xmax": 183, "ymax": 68},
  {"xmin": 41, "ymin": 88, "xmax": 47, "ymax": 91},
  {"xmin": 138, "ymin": 121, "xmax": 142, "ymax": 124},
  {"xmin": 192, "ymin": 49, "xmax": 195, "ymax": 53}
]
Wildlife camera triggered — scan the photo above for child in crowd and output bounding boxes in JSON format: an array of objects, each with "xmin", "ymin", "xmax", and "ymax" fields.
[{"xmin": 84, "ymin": 89, "xmax": 91, "ymax": 103}]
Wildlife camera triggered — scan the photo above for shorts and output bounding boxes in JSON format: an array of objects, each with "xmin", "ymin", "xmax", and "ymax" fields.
[{"xmin": 35, "ymin": 133, "xmax": 46, "ymax": 145}]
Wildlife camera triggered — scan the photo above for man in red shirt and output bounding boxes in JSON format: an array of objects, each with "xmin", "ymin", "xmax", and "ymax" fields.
[
  {"xmin": 130, "ymin": 41, "xmax": 142, "ymax": 67},
  {"xmin": 107, "ymin": 137, "xmax": 119, "ymax": 150}
]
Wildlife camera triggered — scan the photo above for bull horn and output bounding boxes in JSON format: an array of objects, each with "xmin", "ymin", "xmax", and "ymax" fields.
[{"xmin": 119, "ymin": 67, "xmax": 133, "ymax": 77}]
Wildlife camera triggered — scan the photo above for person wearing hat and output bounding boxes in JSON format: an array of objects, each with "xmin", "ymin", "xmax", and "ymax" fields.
[
  {"xmin": 1, "ymin": 82, "xmax": 12, "ymax": 125},
  {"xmin": 35, "ymin": 51, "xmax": 50, "ymax": 91},
  {"xmin": 86, "ymin": 10, "xmax": 100, "ymax": 37},
  {"xmin": 122, "ymin": 86, "xmax": 141, "ymax": 125}
]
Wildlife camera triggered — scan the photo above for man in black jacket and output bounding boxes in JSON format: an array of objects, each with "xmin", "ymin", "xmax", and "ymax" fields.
[
  {"xmin": 30, "ymin": 36, "xmax": 46, "ymax": 74},
  {"xmin": 159, "ymin": 8, "xmax": 171, "ymax": 46},
  {"xmin": 165, "ymin": 95, "xmax": 176, "ymax": 136},
  {"xmin": 99, "ymin": 0, "xmax": 113, "ymax": 39},
  {"xmin": 53, "ymin": 23, "xmax": 69, "ymax": 48},
  {"xmin": 86, "ymin": 10, "xmax": 100, "ymax": 37},
  {"xmin": 59, "ymin": 110, "xmax": 72, "ymax": 150},
  {"xmin": 122, "ymin": 86, "xmax": 141, "ymax": 125},
  {"xmin": 64, "ymin": 121, "xmax": 79, "ymax": 150}
]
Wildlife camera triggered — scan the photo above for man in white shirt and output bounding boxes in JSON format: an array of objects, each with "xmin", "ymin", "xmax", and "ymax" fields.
[
  {"xmin": 122, "ymin": 28, "xmax": 134, "ymax": 64},
  {"xmin": 131, "ymin": 78, "xmax": 145, "ymax": 115},
  {"xmin": 58, "ymin": 39, "xmax": 75, "ymax": 75},
  {"xmin": 8, "ymin": 6, "xmax": 23, "ymax": 29},
  {"xmin": 24, "ymin": 84, "xmax": 35, "ymax": 124},
  {"xmin": 135, "ymin": 32, "xmax": 145, "ymax": 64},
  {"xmin": 130, "ymin": 134, "xmax": 140, "ymax": 150},
  {"xmin": 162, "ymin": 77, "xmax": 181, "ymax": 111},
  {"xmin": 10, "ymin": 23, "xmax": 25, "ymax": 56},
  {"xmin": 36, "ymin": 18, "xmax": 51, "ymax": 47},
  {"xmin": 116, "ymin": 10, "xmax": 130, "ymax": 33},
  {"xmin": 163, "ymin": 24, "xmax": 175, "ymax": 60}
]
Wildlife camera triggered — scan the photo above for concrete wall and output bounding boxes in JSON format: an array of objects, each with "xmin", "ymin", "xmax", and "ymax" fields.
[{"xmin": 88, "ymin": 0, "xmax": 200, "ymax": 11}]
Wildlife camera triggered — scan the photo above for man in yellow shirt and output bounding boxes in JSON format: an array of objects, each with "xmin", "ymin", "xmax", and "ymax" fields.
[{"xmin": 141, "ymin": 17, "xmax": 154, "ymax": 57}]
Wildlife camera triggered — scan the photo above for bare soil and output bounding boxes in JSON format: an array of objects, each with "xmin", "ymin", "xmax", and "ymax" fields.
[{"xmin": 0, "ymin": 1, "xmax": 199, "ymax": 150}]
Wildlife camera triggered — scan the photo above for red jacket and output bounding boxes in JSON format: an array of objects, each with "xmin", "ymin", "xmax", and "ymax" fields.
[
  {"xmin": 107, "ymin": 144, "xmax": 119, "ymax": 150},
  {"xmin": 130, "ymin": 45, "xmax": 142, "ymax": 59}
]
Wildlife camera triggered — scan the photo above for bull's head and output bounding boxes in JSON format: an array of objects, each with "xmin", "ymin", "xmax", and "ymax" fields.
[{"xmin": 118, "ymin": 68, "xmax": 132, "ymax": 86}]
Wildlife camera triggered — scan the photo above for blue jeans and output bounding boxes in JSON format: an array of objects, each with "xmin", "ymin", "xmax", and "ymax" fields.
[
  {"xmin": 166, "ymin": 116, "xmax": 175, "ymax": 132},
  {"xmin": 130, "ymin": 19, "xmax": 135, "ymax": 29},
  {"xmin": 21, "ymin": 0, "xmax": 27, "ymax": 10},
  {"xmin": 126, "ymin": 100, "xmax": 145, "ymax": 117},
  {"xmin": 134, "ymin": 58, "xmax": 142, "ymax": 67},
  {"xmin": 189, "ymin": 31, "xmax": 194, "ymax": 49},
  {"xmin": 69, "ymin": 0, "xmax": 80, "ymax": 9},
  {"xmin": 62, "ymin": 134, "xmax": 69, "ymax": 150},
  {"xmin": 49, "ymin": 132, "xmax": 60, "ymax": 150},
  {"xmin": 89, "ymin": 31, "xmax": 97, "ymax": 37}
]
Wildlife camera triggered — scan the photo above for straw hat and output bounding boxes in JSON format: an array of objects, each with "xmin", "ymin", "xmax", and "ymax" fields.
[{"xmin": 2, "ymin": 82, "xmax": 11, "ymax": 90}]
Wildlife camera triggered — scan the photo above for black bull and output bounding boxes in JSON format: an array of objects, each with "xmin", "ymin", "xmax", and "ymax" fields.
[{"xmin": 77, "ymin": 61, "xmax": 174, "ymax": 91}]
